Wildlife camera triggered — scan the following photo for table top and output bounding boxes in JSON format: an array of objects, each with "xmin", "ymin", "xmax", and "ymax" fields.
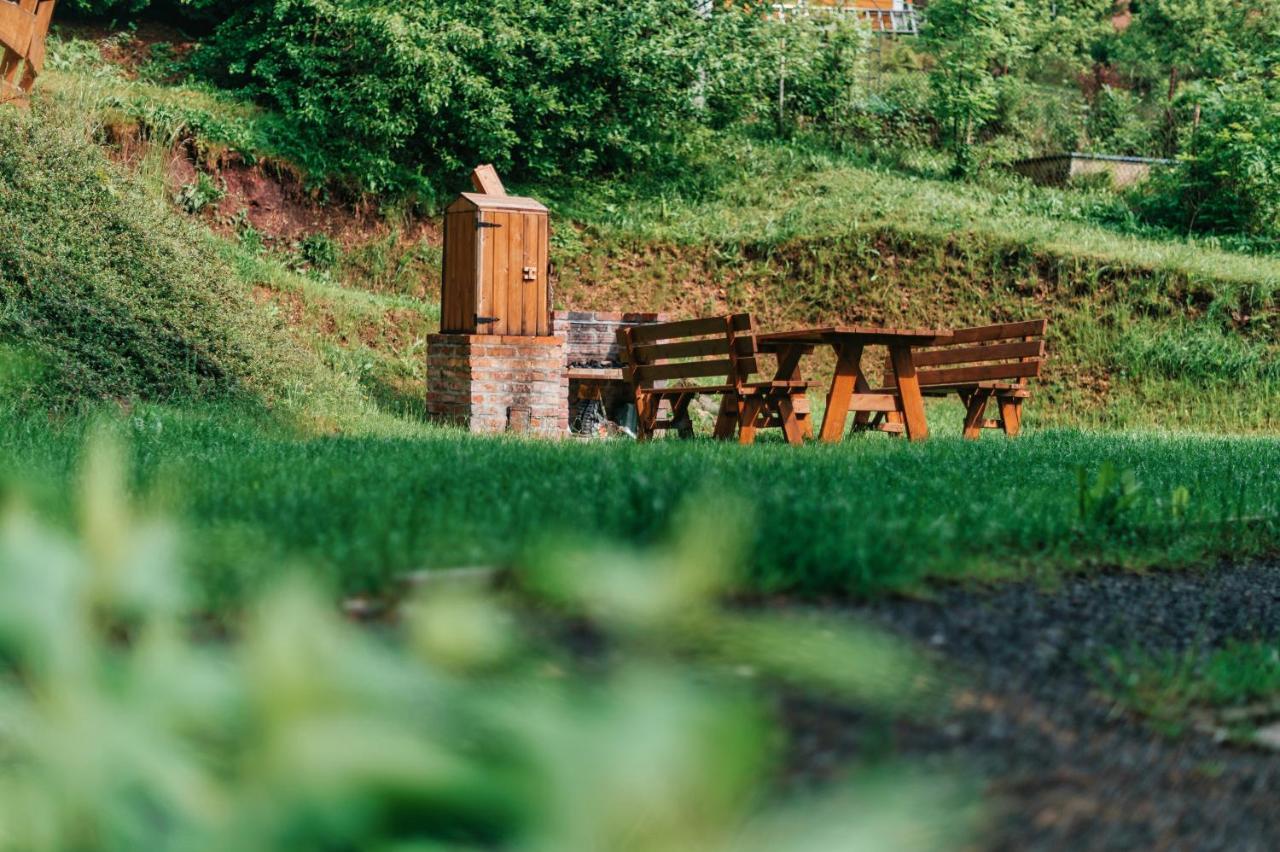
[{"xmin": 757, "ymin": 325, "xmax": 950, "ymax": 348}]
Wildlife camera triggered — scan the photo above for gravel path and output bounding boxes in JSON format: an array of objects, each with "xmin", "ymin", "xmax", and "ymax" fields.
[{"xmin": 780, "ymin": 563, "xmax": 1280, "ymax": 851}]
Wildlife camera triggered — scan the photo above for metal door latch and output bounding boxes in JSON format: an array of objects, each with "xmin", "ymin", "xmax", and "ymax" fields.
[{"xmin": 522, "ymin": 266, "xmax": 537, "ymax": 281}]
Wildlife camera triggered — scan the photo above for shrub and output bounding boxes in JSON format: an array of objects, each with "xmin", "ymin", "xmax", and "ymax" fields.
[
  {"xmin": 1085, "ymin": 85, "xmax": 1156, "ymax": 156},
  {"xmin": 193, "ymin": 0, "xmax": 734, "ymax": 194},
  {"xmin": 62, "ymin": 0, "xmax": 228, "ymax": 18},
  {"xmin": 1133, "ymin": 79, "xmax": 1280, "ymax": 238}
]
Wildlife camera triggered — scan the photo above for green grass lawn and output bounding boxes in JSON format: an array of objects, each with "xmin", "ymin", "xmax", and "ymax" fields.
[{"xmin": 5, "ymin": 405, "xmax": 1277, "ymax": 610}]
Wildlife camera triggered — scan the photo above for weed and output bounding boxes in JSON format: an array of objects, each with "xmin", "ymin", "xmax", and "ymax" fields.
[
  {"xmin": 298, "ymin": 232, "xmax": 339, "ymax": 272},
  {"xmin": 1097, "ymin": 641, "xmax": 1280, "ymax": 737},
  {"xmin": 174, "ymin": 171, "xmax": 226, "ymax": 214}
]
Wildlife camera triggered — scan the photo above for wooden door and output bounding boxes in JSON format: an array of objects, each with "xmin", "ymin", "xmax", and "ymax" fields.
[
  {"xmin": 482, "ymin": 211, "xmax": 548, "ymax": 336},
  {"xmin": 441, "ymin": 208, "xmax": 480, "ymax": 333}
]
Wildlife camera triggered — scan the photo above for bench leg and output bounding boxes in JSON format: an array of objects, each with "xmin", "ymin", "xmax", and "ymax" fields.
[
  {"xmin": 738, "ymin": 397, "xmax": 766, "ymax": 445},
  {"xmin": 671, "ymin": 393, "xmax": 696, "ymax": 439},
  {"xmin": 852, "ymin": 369, "xmax": 875, "ymax": 429},
  {"xmin": 883, "ymin": 410, "xmax": 903, "ymax": 437},
  {"xmin": 713, "ymin": 394, "xmax": 739, "ymax": 440},
  {"xmin": 962, "ymin": 389, "xmax": 992, "ymax": 440},
  {"xmin": 633, "ymin": 393, "xmax": 654, "ymax": 441},
  {"xmin": 775, "ymin": 394, "xmax": 806, "ymax": 446},
  {"xmin": 999, "ymin": 397, "xmax": 1023, "ymax": 437}
]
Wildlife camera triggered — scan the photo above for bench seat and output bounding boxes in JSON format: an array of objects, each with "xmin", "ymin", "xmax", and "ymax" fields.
[
  {"xmin": 617, "ymin": 314, "xmax": 816, "ymax": 443},
  {"xmin": 874, "ymin": 319, "xmax": 1048, "ymax": 439}
]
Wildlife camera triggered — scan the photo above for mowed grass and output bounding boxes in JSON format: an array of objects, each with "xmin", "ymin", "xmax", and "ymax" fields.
[{"xmin": 2, "ymin": 406, "xmax": 1277, "ymax": 610}]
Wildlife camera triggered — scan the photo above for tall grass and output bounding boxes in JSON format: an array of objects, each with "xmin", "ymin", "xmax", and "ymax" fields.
[{"xmin": 1, "ymin": 406, "xmax": 1276, "ymax": 608}]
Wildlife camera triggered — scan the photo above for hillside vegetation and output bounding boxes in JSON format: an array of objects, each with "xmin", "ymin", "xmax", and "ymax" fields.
[
  {"xmin": 550, "ymin": 143, "xmax": 1280, "ymax": 430},
  {"xmin": 0, "ymin": 104, "xmax": 284, "ymax": 409},
  {"xmin": 8, "ymin": 2, "xmax": 1279, "ymax": 436}
]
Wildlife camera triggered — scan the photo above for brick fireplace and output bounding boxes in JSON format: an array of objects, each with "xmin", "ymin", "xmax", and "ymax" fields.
[{"xmin": 425, "ymin": 334, "xmax": 569, "ymax": 436}]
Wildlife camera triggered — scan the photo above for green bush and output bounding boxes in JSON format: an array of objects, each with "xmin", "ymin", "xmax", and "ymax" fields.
[
  {"xmin": 845, "ymin": 71, "xmax": 936, "ymax": 147},
  {"xmin": 1133, "ymin": 79, "xmax": 1280, "ymax": 238},
  {"xmin": 193, "ymin": 0, "xmax": 741, "ymax": 195},
  {"xmin": 62, "ymin": 0, "xmax": 227, "ymax": 18},
  {"xmin": 1085, "ymin": 85, "xmax": 1156, "ymax": 156},
  {"xmin": 0, "ymin": 105, "xmax": 290, "ymax": 408}
]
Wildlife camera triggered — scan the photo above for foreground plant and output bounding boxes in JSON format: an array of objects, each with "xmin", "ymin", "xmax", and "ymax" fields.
[{"xmin": 0, "ymin": 433, "xmax": 968, "ymax": 850}]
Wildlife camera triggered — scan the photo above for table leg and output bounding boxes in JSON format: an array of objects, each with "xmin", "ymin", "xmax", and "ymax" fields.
[
  {"xmin": 775, "ymin": 395, "xmax": 805, "ymax": 446},
  {"xmin": 738, "ymin": 397, "xmax": 766, "ymax": 446},
  {"xmin": 819, "ymin": 343, "xmax": 864, "ymax": 443},
  {"xmin": 888, "ymin": 344, "xmax": 929, "ymax": 442},
  {"xmin": 771, "ymin": 343, "xmax": 813, "ymax": 440}
]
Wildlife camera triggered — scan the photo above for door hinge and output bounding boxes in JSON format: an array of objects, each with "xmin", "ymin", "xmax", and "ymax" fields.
[
  {"xmin": 476, "ymin": 221, "xmax": 502, "ymax": 229},
  {"xmin": 475, "ymin": 315, "xmax": 499, "ymax": 325}
]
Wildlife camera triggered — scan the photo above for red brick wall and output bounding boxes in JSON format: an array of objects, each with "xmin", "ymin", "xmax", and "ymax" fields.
[
  {"xmin": 551, "ymin": 310, "xmax": 666, "ymax": 366},
  {"xmin": 426, "ymin": 334, "xmax": 569, "ymax": 436}
]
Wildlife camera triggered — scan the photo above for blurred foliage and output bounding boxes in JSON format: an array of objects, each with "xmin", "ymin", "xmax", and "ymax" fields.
[{"xmin": 0, "ymin": 429, "xmax": 964, "ymax": 850}]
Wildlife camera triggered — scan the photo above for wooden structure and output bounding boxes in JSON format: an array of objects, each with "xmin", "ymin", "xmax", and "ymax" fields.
[
  {"xmin": 758, "ymin": 325, "xmax": 948, "ymax": 443},
  {"xmin": 0, "ymin": 0, "xmax": 55, "ymax": 107},
  {"xmin": 874, "ymin": 319, "xmax": 1048, "ymax": 439},
  {"xmin": 440, "ymin": 167, "xmax": 550, "ymax": 337},
  {"xmin": 772, "ymin": 0, "xmax": 920, "ymax": 34},
  {"xmin": 617, "ymin": 314, "xmax": 815, "ymax": 444}
]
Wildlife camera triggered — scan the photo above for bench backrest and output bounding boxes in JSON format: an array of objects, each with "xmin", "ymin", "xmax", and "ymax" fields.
[
  {"xmin": 889, "ymin": 319, "xmax": 1048, "ymax": 387},
  {"xmin": 617, "ymin": 313, "xmax": 759, "ymax": 390}
]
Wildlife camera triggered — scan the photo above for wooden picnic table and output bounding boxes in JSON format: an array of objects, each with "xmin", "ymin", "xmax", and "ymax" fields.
[{"xmin": 757, "ymin": 326, "xmax": 950, "ymax": 443}]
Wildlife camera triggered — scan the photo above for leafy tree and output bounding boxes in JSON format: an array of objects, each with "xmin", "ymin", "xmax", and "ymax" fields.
[
  {"xmin": 1116, "ymin": 0, "xmax": 1252, "ymax": 154},
  {"xmin": 194, "ymin": 0, "xmax": 747, "ymax": 195},
  {"xmin": 1021, "ymin": 0, "xmax": 1115, "ymax": 73},
  {"xmin": 921, "ymin": 0, "xmax": 1028, "ymax": 175}
]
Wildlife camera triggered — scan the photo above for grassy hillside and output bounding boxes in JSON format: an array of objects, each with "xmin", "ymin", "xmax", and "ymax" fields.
[
  {"xmin": 0, "ymin": 103, "xmax": 284, "ymax": 408},
  {"xmin": 546, "ymin": 143, "xmax": 1280, "ymax": 431},
  {"xmin": 27, "ymin": 27, "xmax": 1280, "ymax": 436}
]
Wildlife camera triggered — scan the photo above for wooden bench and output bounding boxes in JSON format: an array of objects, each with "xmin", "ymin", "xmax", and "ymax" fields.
[
  {"xmin": 874, "ymin": 319, "xmax": 1048, "ymax": 439},
  {"xmin": 616, "ymin": 313, "xmax": 815, "ymax": 443}
]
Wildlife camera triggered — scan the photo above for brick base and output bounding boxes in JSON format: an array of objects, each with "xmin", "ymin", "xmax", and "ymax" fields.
[{"xmin": 426, "ymin": 334, "xmax": 569, "ymax": 437}]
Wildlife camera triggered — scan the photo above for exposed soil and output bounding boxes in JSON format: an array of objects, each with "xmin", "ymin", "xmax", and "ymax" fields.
[
  {"xmin": 780, "ymin": 564, "xmax": 1280, "ymax": 851},
  {"xmin": 53, "ymin": 21, "xmax": 196, "ymax": 79}
]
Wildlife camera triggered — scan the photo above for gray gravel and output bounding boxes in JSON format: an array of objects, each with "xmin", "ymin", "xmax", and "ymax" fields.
[{"xmin": 780, "ymin": 563, "xmax": 1280, "ymax": 851}]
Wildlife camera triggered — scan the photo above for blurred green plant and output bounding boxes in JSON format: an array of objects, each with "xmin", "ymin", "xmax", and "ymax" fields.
[
  {"xmin": 0, "ymin": 430, "xmax": 966, "ymax": 850},
  {"xmin": 1076, "ymin": 461, "xmax": 1142, "ymax": 532}
]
